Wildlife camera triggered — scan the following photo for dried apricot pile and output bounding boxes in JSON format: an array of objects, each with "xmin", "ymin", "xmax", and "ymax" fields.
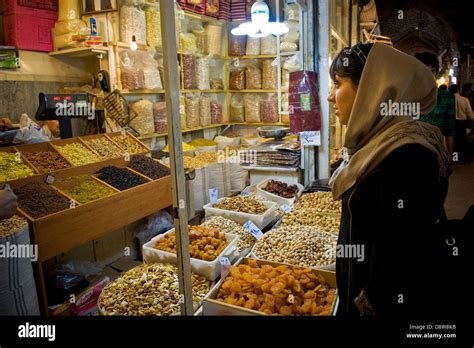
[
  {"xmin": 154, "ymin": 225, "xmax": 228, "ymax": 261},
  {"xmin": 216, "ymin": 259, "xmax": 336, "ymax": 315}
]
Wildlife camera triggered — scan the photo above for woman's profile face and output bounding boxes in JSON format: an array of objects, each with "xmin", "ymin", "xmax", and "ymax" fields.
[{"xmin": 327, "ymin": 75, "xmax": 358, "ymax": 125}]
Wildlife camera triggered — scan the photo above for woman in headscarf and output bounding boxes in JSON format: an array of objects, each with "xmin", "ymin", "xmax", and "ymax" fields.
[{"xmin": 328, "ymin": 42, "xmax": 449, "ymax": 316}]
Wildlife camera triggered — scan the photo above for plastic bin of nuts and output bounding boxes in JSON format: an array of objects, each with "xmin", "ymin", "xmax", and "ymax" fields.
[
  {"xmin": 256, "ymin": 179, "xmax": 304, "ymax": 206},
  {"xmin": 203, "ymin": 196, "xmax": 279, "ymax": 230},
  {"xmin": 143, "ymin": 227, "xmax": 239, "ymax": 281}
]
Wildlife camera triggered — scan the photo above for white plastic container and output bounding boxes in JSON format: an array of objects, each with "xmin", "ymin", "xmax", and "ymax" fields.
[
  {"xmin": 143, "ymin": 229, "xmax": 239, "ymax": 281},
  {"xmin": 203, "ymin": 198, "xmax": 279, "ymax": 230},
  {"xmin": 255, "ymin": 179, "xmax": 304, "ymax": 206}
]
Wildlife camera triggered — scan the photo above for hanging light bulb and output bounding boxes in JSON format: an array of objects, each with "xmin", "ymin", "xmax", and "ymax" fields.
[
  {"xmin": 130, "ymin": 35, "xmax": 138, "ymax": 51},
  {"xmin": 231, "ymin": 0, "xmax": 289, "ymax": 37}
]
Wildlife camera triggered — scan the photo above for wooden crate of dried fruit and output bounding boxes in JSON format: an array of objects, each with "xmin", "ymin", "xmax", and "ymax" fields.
[{"xmin": 203, "ymin": 258, "xmax": 338, "ymax": 316}]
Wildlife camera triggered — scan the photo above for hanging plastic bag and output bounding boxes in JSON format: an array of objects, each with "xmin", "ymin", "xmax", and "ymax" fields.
[
  {"xmin": 283, "ymin": 54, "xmax": 302, "ymax": 72},
  {"xmin": 244, "ymin": 94, "xmax": 261, "ymax": 123}
]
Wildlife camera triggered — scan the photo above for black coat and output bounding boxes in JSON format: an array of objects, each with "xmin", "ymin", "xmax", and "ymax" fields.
[{"xmin": 336, "ymin": 144, "xmax": 444, "ymax": 316}]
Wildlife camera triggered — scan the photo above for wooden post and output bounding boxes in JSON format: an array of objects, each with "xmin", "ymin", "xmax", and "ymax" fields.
[{"xmin": 159, "ymin": 0, "xmax": 194, "ymax": 315}]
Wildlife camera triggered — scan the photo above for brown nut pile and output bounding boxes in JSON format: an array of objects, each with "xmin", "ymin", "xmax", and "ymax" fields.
[
  {"xmin": 263, "ymin": 180, "xmax": 299, "ymax": 199},
  {"xmin": 154, "ymin": 226, "xmax": 228, "ymax": 261},
  {"xmin": 22, "ymin": 151, "xmax": 71, "ymax": 173},
  {"xmin": 295, "ymin": 192, "xmax": 342, "ymax": 214},
  {"xmin": 253, "ymin": 226, "xmax": 337, "ymax": 268},
  {"xmin": 216, "ymin": 259, "xmax": 336, "ymax": 315},
  {"xmin": 98, "ymin": 263, "xmax": 211, "ymax": 316},
  {"xmin": 201, "ymin": 216, "xmax": 256, "ymax": 252},
  {"xmin": 281, "ymin": 210, "xmax": 340, "ymax": 233},
  {"xmin": 112, "ymin": 135, "xmax": 144, "ymax": 154},
  {"xmin": 0, "ymin": 215, "xmax": 28, "ymax": 238},
  {"xmin": 213, "ymin": 196, "xmax": 268, "ymax": 215},
  {"xmin": 83, "ymin": 138, "xmax": 123, "ymax": 159}
]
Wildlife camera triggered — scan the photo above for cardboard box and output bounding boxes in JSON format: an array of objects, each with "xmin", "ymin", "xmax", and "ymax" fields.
[
  {"xmin": 3, "ymin": 0, "xmax": 58, "ymax": 19},
  {"xmin": 3, "ymin": 12, "xmax": 55, "ymax": 51},
  {"xmin": 203, "ymin": 258, "xmax": 337, "ymax": 316}
]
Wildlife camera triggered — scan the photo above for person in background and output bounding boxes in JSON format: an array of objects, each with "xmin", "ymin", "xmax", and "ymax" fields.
[
  {"xmin": 0, "ymin": 186, "xmax": 18, "ymax": 219},
  {"xmin": 328, "ymin": 42, "xmax": 448, "ymax": 316},
  {"xmin": 449, "ymin": 84, "xmax": 473, "ymax": 162},
  {"xmin": 439, "ymin": 84, "xmax": 448, "ymax": 90},
  {"xmin": 461, "ymin": 83, "xmax": 474, "ymax": 109}
]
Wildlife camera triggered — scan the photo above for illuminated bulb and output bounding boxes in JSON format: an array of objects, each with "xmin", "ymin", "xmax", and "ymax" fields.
[
  {"xmin": 438, "ymin": 76, "xmax": 446, "ymax": 85},
  {"xmin": 130, "ymin": 35, "xmax": 138, "ymax": 51}
]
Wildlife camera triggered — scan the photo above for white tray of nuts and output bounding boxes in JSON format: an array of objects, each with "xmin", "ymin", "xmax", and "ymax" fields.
[
  {"xmin": 255, "ymin": 179, "xmax": 304, "ymax": 206},
  {"xmin": 143, "ymin": 227, "xmax": 239, "ymax": 281},
  {"xmin": 204, "ymin": 196, "xmax": 279, "ymax": 230},
  {"xmin": 250, "ymin": 225, "xmax": 338, "ymax": 270}
]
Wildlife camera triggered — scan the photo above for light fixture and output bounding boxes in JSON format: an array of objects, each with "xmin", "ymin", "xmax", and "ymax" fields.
[
  {"xmin": 231, "ymin": 0, "xmax": 289, "ymax": 38},
  {"xmin": 130, "ymin": 35, "xmax": 138, "ymax": 51},
  {"xmin": 438, "ymin": 76, "xmax": 446, "ymax": 85}
]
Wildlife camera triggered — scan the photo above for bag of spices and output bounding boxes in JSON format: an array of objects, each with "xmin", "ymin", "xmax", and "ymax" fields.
[
  {"xmin": 196, "ymin": 57, "xmax": 210, "ymax": 90},
  {"xmin": 229, "ymin": 69, "xmax": 246, "ymax": 90},
  {"xmin": 153, "ymin": 102, "xmax": 168, "ymax": 134},
  {"xmin": 261, "ymin": 35, "xmax": 277, "ymax": 55},
  {"xmin": 191, "ymin": 25, "xmax": 207, "ymax": 55},
  {"xmin": 141, "ymin": 50, "xmax": 163, "ymax": 90},
  {"xmin": 120, "ymin": 52, "xmax": 144, "ymax": 91},
  {"xmin": 244, "ymin": 94, "xmax": 261, "ymax": 123},
  {"xmin": 180, "ymin": 32, "xmax": 198, "ymax": 53},
  {"xmin": 120, "ymin": 4, "xmax": 146, "ymax": 45},
  {"xmin": 205, "ymin": 23, "xmax": 223, "ymax": 56},
  {"xmin": 145, "ymin": 4, "xmax": 162, "ymax": 48},
  {"xmin": 180, "ymin": 95, "xmax": 187, "ymax": 129}
]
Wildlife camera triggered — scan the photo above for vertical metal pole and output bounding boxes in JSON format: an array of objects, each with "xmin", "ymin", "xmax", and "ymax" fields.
[{"xmin": 159, "ymin": 0, "xmax": 194, "ymax": 315}]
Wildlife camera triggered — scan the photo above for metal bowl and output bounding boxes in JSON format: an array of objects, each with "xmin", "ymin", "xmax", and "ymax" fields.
[{"xmin": 257, "ymin": 126, "xmax": 290, "ymax": 139}]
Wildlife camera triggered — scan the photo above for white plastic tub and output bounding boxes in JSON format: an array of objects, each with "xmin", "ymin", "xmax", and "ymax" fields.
[
  {"xmin": 255, "ymin": 179, "xmax": 304, "ymax": 206},
  {"xmin": 142, "ymin": 228, "xmax": 239, "ymax": 281},
  {"xmin": 203, "ymin": 198, "xmax": 279, "ymax": 230}
]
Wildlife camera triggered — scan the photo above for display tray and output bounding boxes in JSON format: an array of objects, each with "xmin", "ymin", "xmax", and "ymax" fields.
[
  {"xmin": 14, "ymin": 141, "xmax": 75, "ymax": 170},
  {"xmin": 255, "ymin": 178, "xmax": 304, "ymax": 206},
  {"xmin": 143, "ymin": 228, "xmax": 240, "ymax": 281},
  {"xmin": 78, "ymin": 133, "xmax": 127, "ymax": 159},
  {"xmin": 9, "ymin": 158, "xmax": 172, "ymax": 262},
  {"xmin": 203, "ymin": 198, "xmax": 279, "ymax": 230},
  {"xmin": 106, "ymin": 132, "xmax": 150, "ymax": 155},
  {"xmin": 202, "ymin": 257, "xmax": 337, "ymax": 316},
  {"xmin": 0, "ymin": 146, "xmax": 39, "ymax": 176}
]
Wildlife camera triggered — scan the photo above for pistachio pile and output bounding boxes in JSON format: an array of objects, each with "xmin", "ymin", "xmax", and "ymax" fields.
[
  {"xmin": 295, "ymin": 192, "xmax": 342, "ymax": 214},
  {"xmin": 83, "ymin": 138, "xmax": 123, "ymax": 159},
  {"xmin": 281, "ymin": 210, "xmax": 340, "ymax": 234},
  {"xmin": 54, "ymin": 143, "xmax": 100, "ymax": 166},
  {"xmin": 201, "ymin": 216, "xmax": 256, "ymax": 253},
  {"xmin": 0, "ymin": 152, "xmax": 35, "ymax": 182},
  {"xmin": 0, "ymin": 215, "xmax": 28, "ymax": 238},
  {"xmin": 213, "ymin": 196, "xmax": 268, "ymax": 215},
  {"xmin": 98, "ymin": 263, "xmax": 211, "ymax": 316},
  {"xmin": 253, "ymin": 226, "xmax": 337, "ymax": 268}
]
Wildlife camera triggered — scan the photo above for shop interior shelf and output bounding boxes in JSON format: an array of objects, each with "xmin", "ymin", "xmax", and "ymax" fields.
[
  {"xmin": 138, "ymin": 123, "xmax": 228, "ymax": 140},
  {"xmin": 180, "ymin": 89, "xmax": 227, "ymax": 93},
  {"xmin": 228, "ymin": 90, "xmax": 279, "ymax": 93},
  {"xmin": 121, "ymin": 89, "xmax": 166, "ymax": 94},
  {"xmin": 49, "ymin": 46, "xmax": 109, "ymax": 58},
  {"xmin": 227, "ymin": 55, "xmax": 278, "ymax": 59}
]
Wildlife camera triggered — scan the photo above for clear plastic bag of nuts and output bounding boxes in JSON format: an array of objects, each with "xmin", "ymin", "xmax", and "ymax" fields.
[
  {"xmin": 262, "ymin": 59, "xmax": 278, "ymax": 90},
  {"xmin": 183, "ymin": 54, "xmax": 197, "ymax": 89},
  {"xmin": 229, "ymin": 69, "xmax": 246, "ymax": 90},
  {"xmin": 246, "ymin": 64, "xmax": 262, "ymax": 90},
  {"xmin": 244, "ymin": 94, "xmax": 261, "ymax": 123},
  {"xmin": 228, "ymin": 33, "xmax": 247, "ymax": 56},
  {"xmin": 211, "ymin": 100, "xmax": 223, "ymax": 124},
  {"xmin": 199, "ymin": 95, "xmax": 211, "ymax": 126},
  {"xmin": 185, "ymin": 94, "xmax": 200, "ymax": 128},
  {"xmin": 260, "ymin": 95, "xmax": 279, "ymax": 123}
]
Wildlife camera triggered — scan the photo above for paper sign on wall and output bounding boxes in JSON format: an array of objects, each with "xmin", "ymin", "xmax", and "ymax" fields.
[{"xmin": 300, "ymin": 131, "xmax": 321, "ymax": 146}]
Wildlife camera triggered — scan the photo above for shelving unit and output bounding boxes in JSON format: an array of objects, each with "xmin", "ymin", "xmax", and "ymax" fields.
[
  {"xmin": 49, "ymin": 46, "xmax": 109, "ymax": 58},
  {"xmin": 121, "ymin": 89, "xmax": 166, "ymax": 94},
  {"xmin": 229, "ymin": 89, "xmax": 279, "ymax": 93}
]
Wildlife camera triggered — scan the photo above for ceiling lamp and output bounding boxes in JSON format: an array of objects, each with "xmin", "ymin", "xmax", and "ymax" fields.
[{"xmin": 231, "ymin": 0, "xmax": 289, "ymax": 38}]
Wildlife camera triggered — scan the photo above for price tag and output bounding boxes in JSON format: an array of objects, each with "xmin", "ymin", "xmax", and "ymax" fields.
[
  {"xmin": 209, "ymin": 187, "xmax": 218, "ymax": 204},
  {"xmin": 300, "ymin": 131, "xmax": 321, "ymax": 147},
  {"xmin": 46, "ymin": 174, "xmax": 55, "ymax": 185},
  {"xmin": 124, "ymin": 152, "xmax": 130, "ymax": 162},
  {"xmin": 281, "ymin": 204, "xmax": 292, "ymax": 213},
  {"xmin": 69, "ymin": 200, "xmax": 76, "ymax": 209},
  {"xmin": 233, "ymin": 58, "xmax": 240, "ymax": 67},
  {"xmin": 244, "ymin": 220, "xmax": 263, "ymax": 240},
  {"xmin": 219, "ymin": 256, "xmax": 231, "ymax": 278},
  {"xmin": 15, "ymin": 152, "xmax": 21, "ymax": 162},
  {"xmin": 240, "ymin": 191, "xmax": 251, "ymax": 197}
]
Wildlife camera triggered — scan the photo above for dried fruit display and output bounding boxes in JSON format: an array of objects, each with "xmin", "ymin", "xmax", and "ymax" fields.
[
  {"xmin": 281, "ymin": 210, "xmax": 340, "ymax": 233},
  {"xmin": 263, "ymin": 180, "xmax": 298, "ymax": 198},
  {"xmin": 154, "ymin": 226, "xmax": 228, "ymax": 262},
  {"xmin": 96, "ymin": 166, "xmax": 147, "ymax": 191},
  {"xmin": 213, "ymin": 196, "xmax": 267, "ymax": 215},
  {"xmin": 22, "ymin": 151, "xmax": 71, "ymax": 173},
  {"xmin": 295, "ymin": 192, "xmax": 342, "ymax": 214},
  {"xmin": 15, "ymin": 183, "xmax": 70, "ymax": 219},
  {"xmin": 215, "ymin": 259, "xmax": 336, "ymax": 315},
  {"xmin": 201, "ymin": 216, "xmax": 256, "ymax": 252},
  {"xmin": 0, "ymin": 152, "xmax": 35, "ymax": 182},
  {"xmin": 128, "ymin": 155, "xmax": 170, "ymax": 180}
]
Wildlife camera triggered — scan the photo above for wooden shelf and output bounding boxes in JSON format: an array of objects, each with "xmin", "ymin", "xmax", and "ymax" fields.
[
  {"xmin": 110, "ymin": 41, "xmax": 151, "ymax": 51},
  {"xmin": 231, "ymin": 122, "xmax": 286, "ymax": 126},
  {"xmin": 183, "ymin": 11, "xmax": 223, "ymax": 23},
  {"xmin": 121, "ymin": 89, "xmax": 166, "ymax": 94},
  {"xmin": 49, "ymin": 46, "xmax": 109, "ymax": 58},
  {"xmin": 180, "ymin": 89, "xmax": 226, "ymax": 93},
  {"xmin": 227, "ymin": 55, "xmax": 277, "ymax": 59},
  {"xmin": 280, "ymin": 51, "xmax": 300, "ymax": 56},
  {"xmin": 229, "ymin": 90, "xmax": 279, "ymax": 93},
  {"xmin": 177, "ymin": 51, "xmax": 225, "ymax": 59},
  {"xmin": 138, "ymin": 123, "xmax": 228, "ymax": 140}
]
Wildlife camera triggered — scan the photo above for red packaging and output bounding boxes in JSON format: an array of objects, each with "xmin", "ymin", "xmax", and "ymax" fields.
[
  {"xmin": 289, "ymin": 71, "xmax": 321, "ymax": 133},
  {"xmin": 4, "ymin": 0, "xmax": 58, "ymax": 19},
  {"xmin": 3, "ymin": 13, "xmax": 55, "ymax": 51}
]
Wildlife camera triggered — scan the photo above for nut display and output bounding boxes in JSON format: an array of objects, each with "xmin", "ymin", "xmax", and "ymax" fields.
[
  {"xmin": 96, "ymin": 166, "xmax": 147, "ymax": 191},
  {"xmin": 15, "ymin": 183, "xmax": 71, "ymax": 219},
  {"xmin": 282, "ymin": 210, "xmax": 340, "ymax": 233},
  {"xmin": 111, "ymin": 135, "xmax": 145, "ymax": 154},
  {"xmin": 0, "ymin": 152, "xmax": 35, "ymax": 182},
  {"xmin": 98, "ymin": 263, "xmax": 211, "ymax": 316},
  {"xmin": 263, "ymin": 180, "xmax": 299, "ymax": 199},
  {"xmin": 213, "ymin": 196, "xmax": 268, "ymax": 215},
  {"xmin": 183, "ymin": 156, "xmax": 208, "ymax": 169},
  {"xmin": 295, "ymin": 192, "xmax": 342, "ymax": 214},
  {"xmin": 154, "ymin": 226, "xmax": 228, "ymax": 262},
  {"xmin": 216, "ymin": 259, "xmax": 336, "ymax": 315},
  {"xmin": 22, "ymin": 151, "xmax": 71, "ymax": 174},
  {"xmin": 128, "ymin": 155, "xmax": 170, "ymax": 180},
  {"xmin": 83, "ymin": 138, "xmax": 123, "ymax": 159},
  {"xmin": 0, "ymin": 215, "xmax": 28, "ymax": 238},
  {"xmin": 188, "ymin": 139, "xmax": 217, "ymax": 147},
  {"xmin": 54, "ymin": 143, "xmax": 101, "ymax": 166},
  {"xmin": 63, "ymin": 179, "xmax": 116, "ymax": 204},
  {"xmin": 253, "ymin": 226, "xmax": 337, "ymax": 268},
  {"xmin": 162, "ymin": 142, "xmax": 196, "ymax": 153},
  {"xmin": 201, "ymin": 216, "xmax": 256, "ymax": 253}
]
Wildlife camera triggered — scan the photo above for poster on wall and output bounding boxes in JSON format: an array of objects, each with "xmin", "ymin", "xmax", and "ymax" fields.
[{"xmin": 82, "ymin": 0, "xmax": 117, "ymax": 15}]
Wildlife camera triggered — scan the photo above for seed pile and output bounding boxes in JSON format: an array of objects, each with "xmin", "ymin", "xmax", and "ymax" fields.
[
  {"xmin": 64, "ymin": 179, "xmax": 116, "ymax": 204},
  {"xmin": 0, "ymin": 215, "xmax": 28, "ymax": 238},
  {"xmin": 0, "ymin": 152, "xmax": 35, "ymax": 182},
  {"xmin": 96, "ymin": 166, "xmax": 147, "ymax": 191},
  {"xmin": 295, "ymin": 192, "xmax": 342, "ymax": 214},
  {"xmin": 213, "ymin": 196, "xmax": 268, "ymax": 215},
  {"xmin": 83, "ymin": 138, "xmax": 123, "ymax": 159},
  {"xmin": 22, "ymin": 151, "xmax": 71, "ymax": 174},
  {"xmin": 281, "ymin": 210, "xmax": 340, "ymax": 233},
  {"xmin": 128, "ymin": 155, "xmax": 170, "ymax": 180},
  {"xmin": 263, "ymin": 180, "xmax": 299, "ymax": 199},
  {"xmin": 15, "ymin": 183, "xmax": 70, "ymax": 219},
  {"xmin": 201, "ymin": 216, "xmax": 256, "ymax": 253},
  {"xmin": 253, "ymin": 226, "xmax": 337, "ymax": 268},
  {"xmin": 112, "ymin": 135, "xmax": 145, "ymax": 154},
  {"xmin": 54, "ymin": 143, "xmax": 100, "ymax": 166},
  {"xmin": 99, "ymin": 263, "xmax": 211, "ymax": 316}
]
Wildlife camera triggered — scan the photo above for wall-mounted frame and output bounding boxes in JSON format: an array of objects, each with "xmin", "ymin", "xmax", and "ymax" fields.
[{"xmin": 81, "ymin": 0, "xmax": 118, "ymax": 15}]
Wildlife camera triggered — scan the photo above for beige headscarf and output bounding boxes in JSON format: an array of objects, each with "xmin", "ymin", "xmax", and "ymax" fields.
[{"xmin": 330, "ymin": 43, "xmax": 449, "ymax": 199}]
